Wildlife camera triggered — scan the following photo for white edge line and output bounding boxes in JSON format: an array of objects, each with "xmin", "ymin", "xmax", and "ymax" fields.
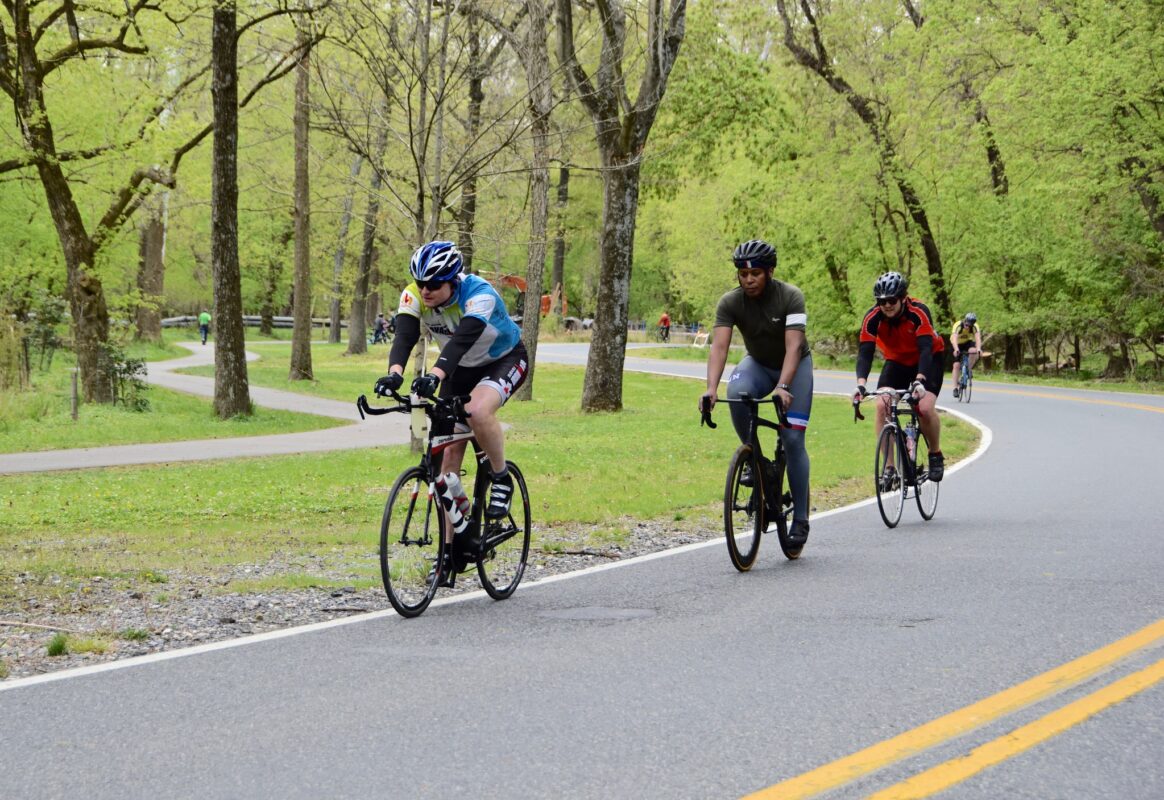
[{"xmin": 1, "ymin": 390, "xmax": 993, "ymax": 693}]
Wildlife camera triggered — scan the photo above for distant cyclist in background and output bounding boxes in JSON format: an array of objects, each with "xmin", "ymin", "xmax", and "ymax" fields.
[
  {"xmin": 657, "ymin": 310, "xmax": 671, "ymax": 342},
  {"xmin": 701, "ymin": 239, "xmax": 814, "ymax": 547},
  {"xmin": 374, "ymin": 241, "xmax": 528, "ymax": 523},
  {"xmin": 851, "ymin": 271, "xmax": 946, "ymax": 482},
  {"xmin": 951, "ymin": 312, "xmax": 982, "ymax": 399}
]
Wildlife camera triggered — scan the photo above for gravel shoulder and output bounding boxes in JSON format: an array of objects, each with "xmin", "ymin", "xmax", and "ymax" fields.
[{"xmin": 1, "ymin": 515, "xmax": 720, "ymax": 681}]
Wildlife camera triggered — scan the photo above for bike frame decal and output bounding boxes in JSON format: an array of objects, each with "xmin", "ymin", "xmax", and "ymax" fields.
[{"xmin": 431, "ymin": 429, "xmax": 477, "ymax": 454}]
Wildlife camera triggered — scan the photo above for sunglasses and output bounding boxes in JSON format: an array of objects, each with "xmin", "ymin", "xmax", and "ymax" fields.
[
  {"xmin": 416, "ymin": 280, "xmax": 447, "ymax": 291},
  {"xmin": 877, "ymin": 296, "xmax": 902, "ymax": 307}
]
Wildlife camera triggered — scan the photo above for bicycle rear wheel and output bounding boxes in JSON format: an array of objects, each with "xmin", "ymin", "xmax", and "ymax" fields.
[
  {"xmin": 913, "ymin": 431, "xmax": 940, "ymax": 520},
  {"xmin": 477, "ymin": 462, "xmax": 531, "ymax": 599},
  {"xmin": 725, "ymin": 444, "xmax": 763, "ymax": 571},
  {"xmin": 380, "ymin": 467, "xmax": 446, "ymax": 617},
  {"xmin": 875, "ymin": 426, "xmax": 907, "ymax": 528}
]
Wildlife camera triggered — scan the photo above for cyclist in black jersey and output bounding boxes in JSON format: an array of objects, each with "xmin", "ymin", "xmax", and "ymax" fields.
[{"xmin": 701, "ymin": 239, "xmax": 814, "ymax": 547}]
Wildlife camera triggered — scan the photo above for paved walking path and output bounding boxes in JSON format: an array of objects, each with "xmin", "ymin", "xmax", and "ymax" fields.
[{"xmin": 0, "ymin": 342, "xmax": 410, "ymax": 475}]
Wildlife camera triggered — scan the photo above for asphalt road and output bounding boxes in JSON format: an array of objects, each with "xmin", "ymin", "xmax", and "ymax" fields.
[{"xmin": 2, "ymin": 344, "xmax": 1162, "ymax": 799}]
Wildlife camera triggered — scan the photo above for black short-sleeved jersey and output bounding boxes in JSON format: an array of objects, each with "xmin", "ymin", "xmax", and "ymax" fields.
[{"xmin": 714, "ymin": 280, "xmax": 812, "ymax": 370}]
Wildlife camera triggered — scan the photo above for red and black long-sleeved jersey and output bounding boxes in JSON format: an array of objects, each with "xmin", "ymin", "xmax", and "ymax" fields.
[{"xmin": 856, "ymin": 297, "xmax": 944, "ymax": 380}]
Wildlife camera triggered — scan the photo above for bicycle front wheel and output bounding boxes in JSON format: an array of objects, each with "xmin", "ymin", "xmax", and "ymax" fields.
[
  {"xmin": 964, "ymin": 375, "xmax": 972, "ymax": 403},
  {"xmin": 875, "ymin": 425, "xmax": 907, "ymax": 528},
  {"xmin": 477, "ymin": 462, "xmax": 531, "ymax": 600},
  {"xmin": 380, "ymin": 467, "xmax": 446, "ymax": 617},
  {"xmin": 913, "ymin": 431, "xmax": 940, "ymax": 520},
  {"xmin": 725, "ymin": 444, "xmax": 763, "ymax": 571}
]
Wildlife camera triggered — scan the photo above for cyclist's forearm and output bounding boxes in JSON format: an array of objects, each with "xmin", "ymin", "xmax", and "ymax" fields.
[
  {"xmin": 705, "ymin": 328, "xmax": 731, "ymax": 392},
  {"xmin": 388, "ymin": 314, "xmax": 421, "ymax": 369},
  {"xmin": 778, "ymin": 330, "xmax": 806, "ymax": 386},
  {"xmin": 855, "ymin": 341, "xmax": 876, "ymax": 381}
]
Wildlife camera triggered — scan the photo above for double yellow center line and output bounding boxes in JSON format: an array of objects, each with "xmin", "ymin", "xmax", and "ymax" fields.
[{"xmin": 745, "ymin": 618, "xmax": 1164, "ymax": 799}]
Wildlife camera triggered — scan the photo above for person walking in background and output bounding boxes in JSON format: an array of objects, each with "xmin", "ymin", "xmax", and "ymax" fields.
[
  {"xmin": 657, "ymin": 310, "xmax": 671, "ymax": 342},
  {"xmin": 198, "ymin": 310, "xmax": 211, "ymax": 345}
]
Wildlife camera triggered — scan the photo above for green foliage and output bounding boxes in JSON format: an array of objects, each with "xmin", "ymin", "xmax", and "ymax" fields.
[
  {"xmin": 97, "ymin": 343, "xmax": 150, "ymax": 412},
  {"xmin": 46, "ymin": 633, "xmax": 68, "ymax": 657}
]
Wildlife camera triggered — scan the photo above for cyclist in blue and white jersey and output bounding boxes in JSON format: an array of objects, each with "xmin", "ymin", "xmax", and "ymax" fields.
[{"xmin": 374, "ymin": 241, "xmax": 528, "ymax": 519}]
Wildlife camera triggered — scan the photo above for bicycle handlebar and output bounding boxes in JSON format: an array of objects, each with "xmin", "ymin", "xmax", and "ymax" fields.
[
  {"xmin": 700, "ymin": 393, "xmax": 790, "ymax": 429},
  {"xmin": 852, "ymin": 387, "xmax": 919, "ymax": 422},
  {"xmin": 356, "ymin": 389, "xmax": 472, "ymax": 422}
]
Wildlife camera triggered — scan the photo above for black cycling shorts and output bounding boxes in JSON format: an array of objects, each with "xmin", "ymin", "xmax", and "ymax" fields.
[
  {"xmin": 440, "ymin": 341, "xmax": 529, "ymax": 406},
  {"xmin": 878, "ymin": 358, "xmax": 944, "ymax": 396}
]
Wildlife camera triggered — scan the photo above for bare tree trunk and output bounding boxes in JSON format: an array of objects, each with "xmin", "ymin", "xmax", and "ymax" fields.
[
  {"xmin": 551, "ymin": 166, "xmax": 570, "ymax": 315},
  {"xmin": 210, "ymin": 0, "xmax": 252, "ymax": 418},
  {"xmin": 135, "ymin": 200, "xmax": 167, "ymax": 342},
  {"xmin": 457, "ymin": 10, "xmax": 485, "ymax": 272},
  {"xmin": 289, "ymin": 25, "xmax": 314, "ymax": 381},
  {"xmin": 581, "ymin": 158, "xmax": 641, "ymax": 411},
  {"xmin": 11, "ymin": 0, "xmax": 112, "ymax": 402},
  {"xmin": 514, "ymin": 0, "xmax": 553, "ymax": 401},
  {"xmin": 330, "ymin": 156, "xmax": 363, "ymax": 344},
  {"xmin": 347, "ymin": 125, "xmax": 389, "ymax": 355},
  {"xmin": 557, "ymin": 0, "xmax": 688, "ymax": 412}
]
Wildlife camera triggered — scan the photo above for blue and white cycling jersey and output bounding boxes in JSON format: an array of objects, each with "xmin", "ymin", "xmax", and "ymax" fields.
[{"xmin": 396, "ymin": 274, "xmax": 522, "ymax": 368}]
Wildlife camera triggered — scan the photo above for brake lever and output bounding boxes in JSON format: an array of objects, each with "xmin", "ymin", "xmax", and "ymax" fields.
[{"xmin": 700, "ymin": 397, "xmax": 717, "ymax": 429}]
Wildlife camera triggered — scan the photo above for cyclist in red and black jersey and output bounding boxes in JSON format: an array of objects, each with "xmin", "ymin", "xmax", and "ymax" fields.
[{"xmin": 851, "ymin": 272, "xmax": 946, "ymax": 481}]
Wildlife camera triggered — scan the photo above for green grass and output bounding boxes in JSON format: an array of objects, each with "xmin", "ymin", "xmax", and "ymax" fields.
[
  {"xmin": 0, "ymin": 343, "xmax": 346, "ymax": 453},
  {"xmin": 1, "ymin": 362, "xmax": 978, "ymax": 610},
  {"xmin": 46, "ymin": 633, "xmax": 68, "ymax": 656}
]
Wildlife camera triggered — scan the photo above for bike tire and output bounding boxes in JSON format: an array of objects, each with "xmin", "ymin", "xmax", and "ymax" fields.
[
  {"xmin": 913, "ymin": 430, "xmax": 940, "ymax": 520},
  {"xmin": 380, "ymin": 467, "xmax": 446, "ymax": 617},
  {"xmin": 725, "ymin": 444, "xmax": 763, "ymax": 571},
  {"xmin": 964, "ymin": 375, "xmax": 972, "ymax": 403},
  {"xmin": 477, "ymin": 462, "xmax": 532, "ymax": 599},
  {"xmin": 875, "ymin": 425, "xmax": 907, "ymax": 528}
]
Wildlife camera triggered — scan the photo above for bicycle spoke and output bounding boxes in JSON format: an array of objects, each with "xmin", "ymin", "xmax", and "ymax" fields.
[
  {"xmin": 380, "ymin": 469, "xmax": 445, "ymax": 617},
  {"xmin": 478, "ymin": 463, "xmax": 531, "ymax": 599}
]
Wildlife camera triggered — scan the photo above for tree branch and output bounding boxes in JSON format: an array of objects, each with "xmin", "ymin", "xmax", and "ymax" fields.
[{"xmin": 556, "ymin": 0, "xmax": 603, "ymax": 119}]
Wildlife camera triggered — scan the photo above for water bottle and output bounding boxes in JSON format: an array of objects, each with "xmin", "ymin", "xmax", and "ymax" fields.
[
  {"xmin": 437, "ymin": 471, "xmax": 471, "ymax": 534},
  {"xmin": 906, "ymin": 425, "xmax": 917, "ymax": 462}
]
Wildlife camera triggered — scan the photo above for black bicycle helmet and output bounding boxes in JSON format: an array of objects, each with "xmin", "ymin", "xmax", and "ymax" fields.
[
  {"xmin": 964, "ymin": 312, "xmax": 977, "ymax": 325},
  {"xmin": 873, "ymin": 271, "xmax": 908, "ymax": 300},
  {"xmin": 732, "ymin": 239, "xmax": 777, "ymax": 270}
]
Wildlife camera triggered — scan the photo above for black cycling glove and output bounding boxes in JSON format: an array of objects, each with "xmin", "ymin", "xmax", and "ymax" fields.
[
  {"xmin": 375, "ymin": 373, "xmax": 403, "ymax": 397},
  {"xmin": 412, "ymin": 373, "xmax": 440, "ymax": 399}
]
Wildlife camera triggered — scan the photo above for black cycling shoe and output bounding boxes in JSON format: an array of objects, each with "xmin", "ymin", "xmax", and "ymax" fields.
[
  {"xmin": 787, "ymin": 519, "xmax": 810, "ymax": 545},
  {"xmin": 928, "ymin": 452, "xmax": 945, "ymax": 482},
  {"xmin": 879, "ymin": 465, "xmax": 900, "ymax": 492},
  {"xmin": 486, "ymin": 473, "xmax": 514, "ymax": 519},
  {"xmin": 739, "ymin": 463, "xmax": 754, "ymax": 487}
]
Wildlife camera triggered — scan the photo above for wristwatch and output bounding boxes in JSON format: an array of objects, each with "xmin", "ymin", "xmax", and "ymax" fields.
[{"xmin": 776, "ymin": 383, "xmax": 791, "ymax": 391}]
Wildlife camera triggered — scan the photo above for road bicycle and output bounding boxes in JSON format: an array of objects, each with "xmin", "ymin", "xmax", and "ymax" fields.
[
  {"xmin": 357, "ymin": 389, "xmax": 531, "ymax": 617},
  {"xmin": 854, "ymin": 387, "xmax": 939, "ymax": 528},
  {"xmin": 955, "ymin": 349, "xmax": 975, "ymax": 403},
  {"xmin": 701, "ymin": 393, "xmax": 802, "ymax": 571}
]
